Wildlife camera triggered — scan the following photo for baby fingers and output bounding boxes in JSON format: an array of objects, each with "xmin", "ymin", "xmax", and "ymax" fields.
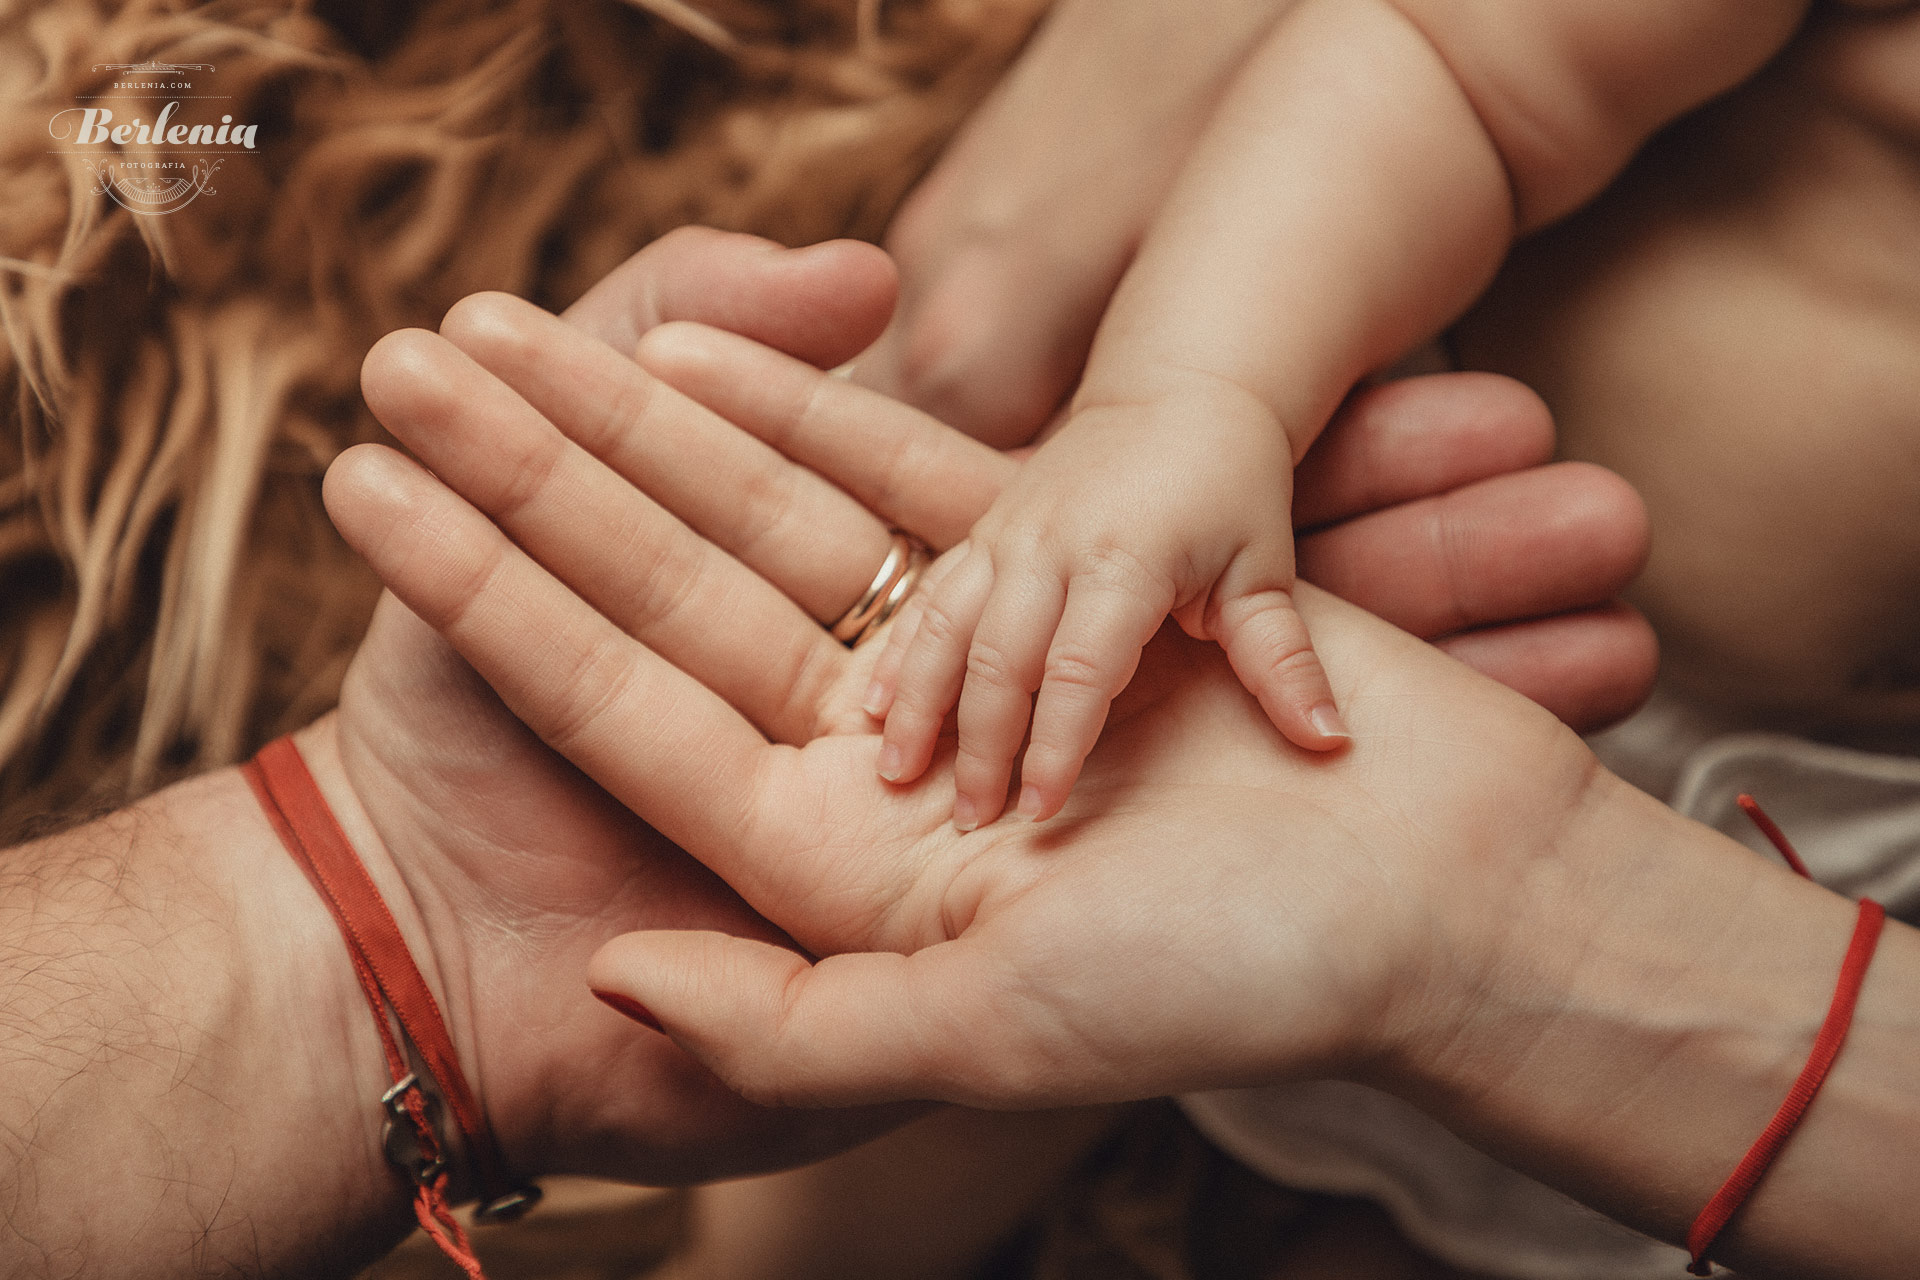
[
  {"xmin": 950, "ymin": 574, "xmax": 1067, "ymax": 829},
  {"xmin": 882, "ymin": 540, "xmax": 1181, "ymax": 831},
  {"xmin": 1015, "ymin": 567, "xmax": 1172, "ymax": 822},
  {"xmin": 877, "ymin": 547, "xmax": 994, "ymax": 789},
  {"xmin": 1213, "ymin": 588, "xmax": 1349, "ymax": 751}
]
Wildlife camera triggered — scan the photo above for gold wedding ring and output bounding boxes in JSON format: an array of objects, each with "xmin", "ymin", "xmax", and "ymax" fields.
[{"xmin": 829, "ymin": 531, "xmax": 930, "ymax": 647}]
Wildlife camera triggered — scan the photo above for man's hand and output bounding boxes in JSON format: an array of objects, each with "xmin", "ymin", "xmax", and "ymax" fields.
[
  {"xmin": 325, "ymin": 229, "xmax": 925, "ymax": 1187},
  {"xmin": 0, "ymin": 230, "xmax": 920, "ymax": 1280}
]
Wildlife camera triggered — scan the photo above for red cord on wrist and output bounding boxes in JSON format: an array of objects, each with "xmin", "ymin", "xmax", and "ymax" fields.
[
  {"xmin": 1684, "ymin": 796, "xmax": 1887, "ymax": 1276},
  {"xmin": 244, "ymin": 736, "xmax": 539, "ymax": 1279}
]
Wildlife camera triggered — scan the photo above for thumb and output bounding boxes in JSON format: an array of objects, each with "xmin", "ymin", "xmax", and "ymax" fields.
[
  {"xmin": 1213, "ymin": 581, "xmax": 1349, "ymax": 753},
  {"xmin": 586, "ymin": 931, "xmax": 1033, "ymax": 1109}
]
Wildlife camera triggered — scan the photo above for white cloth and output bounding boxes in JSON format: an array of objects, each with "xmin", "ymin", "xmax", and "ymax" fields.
[{"xmin": 1179, "ymin": 690, "xmax": 1920, "ymax": 1280}]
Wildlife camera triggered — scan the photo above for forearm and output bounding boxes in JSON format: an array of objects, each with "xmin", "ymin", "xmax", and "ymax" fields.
[
  {"xmin": 1397, "ymin": 770, "xmax": 1920, "ymax": 1279},
  {"xmin": 0, "ymin": 755, "xmax": 409, "ymax": 1278},
  {"xmin": 1075, "ymin": 0, "xmax": 1806, "ymax": 457}
]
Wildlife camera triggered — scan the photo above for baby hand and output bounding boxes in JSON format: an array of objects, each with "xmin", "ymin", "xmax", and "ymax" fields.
[{"xmin": 872, "ymin": 389, "xmax": 1347, "ymax": 830}]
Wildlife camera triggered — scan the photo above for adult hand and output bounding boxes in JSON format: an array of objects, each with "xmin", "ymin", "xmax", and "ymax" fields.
[
  {"xmin": 324, "ymin": 227, "xmax": 917, "ymax": 1187},
  {"xmin": 335, "ymin": 233, "xmax": 1650, "ymax": 1183},
  {"xmin": 858, "ymin": 0, "xmax": 1298, "ymax": 444},
  {"xmin": 328, "ymin": 267, "xmax": 1656, "ymax": 1106},
  {"xmin": 0, "ymin": 232, "xmax": 927, "ymax": 1280},
  {"xmin": 329, "ymin": 306, "xmax": 1919, "ymax": 1280}
]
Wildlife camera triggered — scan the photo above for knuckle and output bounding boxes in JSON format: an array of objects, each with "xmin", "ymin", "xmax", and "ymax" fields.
[
  {"xmin": 1041, "ymin": 645, "xmax": 1112, "ymax": 697},
  {"xmin": 579, "ymin": 360, "xmax": 658, "ymax": 456},
  {"xmin": 910, "ymin": 590, "xmax": 971, "ymax": 652},
  {"xmin": 965, "ymin": 637, "xmax": 1033, "ymax": 692},
  {"xmin": 714, "ymin": 1053, "xmax": 792, "ymax": 1109},
  {"xmin": 1017, "ymin": 748, "xmax": 1069, "ymax": 793},
  {"xmin": 488, "ymin": 431, "xmax": 567, "ymax": 522},
  {"xmin": 774, "ymin": 637, "xmax": 841, "ymax": 741},
  {"xmin": 543, "ymin": 633, "xmax": 638, "ymax": 752},
  {"xmin": 731, "ymin": 459, "xmax": 806, "ymax": 559},
  {"xmin": 953, "ymin": 735, "xmax": 1016, "ymax": 777},
  {"xmin": 1074, "ymin": 542, "xmax": 1157, "ymax": 588},
  {"xmin": 1426, "ymin": 508, "xmax": 1481, "ymax": 634},
  {"xmin": 866, "ymin": 416, "xmax": 926, "ymax": 520},
  {"xmin": 614, "ymin": 525, "xmax": 704, "ymax": 631},
  {"xmin": 1265, "ymin": 645, "xmax": 1324, "ymax": 684},
  {"xmin": 431, "ymin": 535, "xmax": 510, "ymax": 634}
]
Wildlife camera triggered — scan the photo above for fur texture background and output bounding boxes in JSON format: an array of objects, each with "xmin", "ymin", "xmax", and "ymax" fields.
[
  {"xmin": 2, "ymin": 7, "xmax": 1431, "ymax": 1276},
  {"xmin": 0, "ymin": 0, "xmax": 1046, "ymax": 831}
]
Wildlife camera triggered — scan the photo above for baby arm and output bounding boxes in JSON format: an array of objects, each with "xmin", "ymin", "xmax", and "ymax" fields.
[{"xmin": 878, "ymin": 0, "xmax": 1809, "ymax": 827}]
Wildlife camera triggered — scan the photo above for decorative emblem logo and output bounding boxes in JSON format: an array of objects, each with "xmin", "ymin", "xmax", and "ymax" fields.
[{"xmin": 48, "ymin": 60, "xmax": 259, "ymax": 216}]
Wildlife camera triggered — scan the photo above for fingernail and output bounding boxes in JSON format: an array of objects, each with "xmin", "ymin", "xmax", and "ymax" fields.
[
  {"xmin": 878, "ymin": 742, "xmax": 904, "ymax": 782},
  {"xmin": 1016, "ymin": 785, "xmax": 1044, "ymax": 821},
  {"xmin": 862, "ymin": 681, "xmax": 889, "ymax": 718},
  {"xmin": 592, "ymin": 988, "xmax": 663, "ymax": 1033},
  {"xmin": 953, "ymin": 795, "xmax": 979, "ymax": 833},
  {"xmin": 1310, "ymin": 702, "xmax": 1351, "ymax": 741}
]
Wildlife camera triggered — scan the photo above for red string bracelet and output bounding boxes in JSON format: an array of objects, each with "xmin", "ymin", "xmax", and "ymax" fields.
[
  {"xmin": 244, "ymin": 737, "xmax": 541, "ymax": 1278},
  {"xmin": 1683, "ymin": 795, "xmax": 1886, "ymax": 1276}
]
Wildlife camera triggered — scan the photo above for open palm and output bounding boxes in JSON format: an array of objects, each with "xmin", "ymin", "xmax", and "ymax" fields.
[
  {"xmin": 322, "ymin": 230, "xmax": 920, "ymax": 1185},
  {"xmin": 329, "ymin": 271, "xmax": 1643, "ymax": 1117}
]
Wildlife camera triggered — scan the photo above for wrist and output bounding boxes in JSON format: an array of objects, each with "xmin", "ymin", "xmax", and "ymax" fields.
[
  {"xmin": 198, "ymin": 760, "xmax": 418, "ymax": 1262},
  {"xmin": 291, "ymin": 715, "xmax": 527, "ymax": 1201},
  {"xmin": 0, "ymin": 762, "xmax": 409, "ymax": 1277},
  {"xmin": 1380, "ymin": 764, "xmax": 1902, "ymax": 1260}
]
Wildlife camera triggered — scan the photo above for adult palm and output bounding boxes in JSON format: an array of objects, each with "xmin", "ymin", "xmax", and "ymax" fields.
[
  {"xmin": 321, "ymin": 230, "xmax": 917, "ymax": 1186},
  {"xmin": 327, "ymin": 283, "xmax": 1645, "ymax": 1122}
]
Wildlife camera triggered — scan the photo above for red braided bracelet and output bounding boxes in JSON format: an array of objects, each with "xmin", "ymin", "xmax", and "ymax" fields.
[
  {"xmin": 244, "ymin": 736, "xmax": 540, "ymax": 1278},
  {"xmin": 1683, "ymin": 795, "xmax": 1886, "ymax": 1276}
]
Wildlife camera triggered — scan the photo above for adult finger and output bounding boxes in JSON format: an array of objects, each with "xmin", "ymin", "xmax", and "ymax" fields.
[
  {"xmin": 1296, "ymin": 461, "xmax": 1649, "ymax": 640},
  {"xmin": 1293, "ymin": 372, "xmax": 1556, "ymax": 529},
  {"xmin": 322, "ymin": 444, "xmax": 775, "ymax": 861},
  {"xmin": 562, "ymin": 226, "xmax": 898, "ymax": 368},
  {"xmin": 636, "ymin": 322, "xmax": 1015, "ymax": 551},
  {"xmin": 359, "ymin": 334, "xmax": 843, "ymax": 745},
  {"xmin": 589, "ymin": 929, "xmax": 1041, "ymax": 1110},
  {"xmin": 1437, "ymin": 604, "xmax": 1659, "ymax": 734},
  {"xmin": 441, "ymin": 293, "xmax": 896, "ymax": 625}
]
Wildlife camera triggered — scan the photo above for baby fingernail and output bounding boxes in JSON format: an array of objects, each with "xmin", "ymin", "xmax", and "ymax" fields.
[
  {"xmin": 953, "ymin": 796, "xmax": 979, "ymax": 833},
  {"xmin": 1016, "ymin": 786, "xmax": 1044, "ymax": 821},
  {"xmin": 1310, "ymin": 702, "xmax": 1351, "ymax": 741},
  {"xmin": 862, "ymin": 681, "xmax": 889, "ymax": 717},
  {"xmin": 592, "ymin": 989, "xmax": 663, "ymax": 1033},
  {"xmin": 878, "ymin": 742, "xmax": 904, "ymax": 781}
]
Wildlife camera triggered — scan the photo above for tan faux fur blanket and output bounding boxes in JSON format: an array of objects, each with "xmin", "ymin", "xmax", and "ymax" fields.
[{"xmin": 0, "ymin": 0, "xmax": 1046, "ymax": 830}]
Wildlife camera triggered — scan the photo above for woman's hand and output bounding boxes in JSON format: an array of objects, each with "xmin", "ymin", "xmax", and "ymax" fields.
[{"xmin": 326, "ymin": 282, "xmax": 1920, "ymax": 1280}]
